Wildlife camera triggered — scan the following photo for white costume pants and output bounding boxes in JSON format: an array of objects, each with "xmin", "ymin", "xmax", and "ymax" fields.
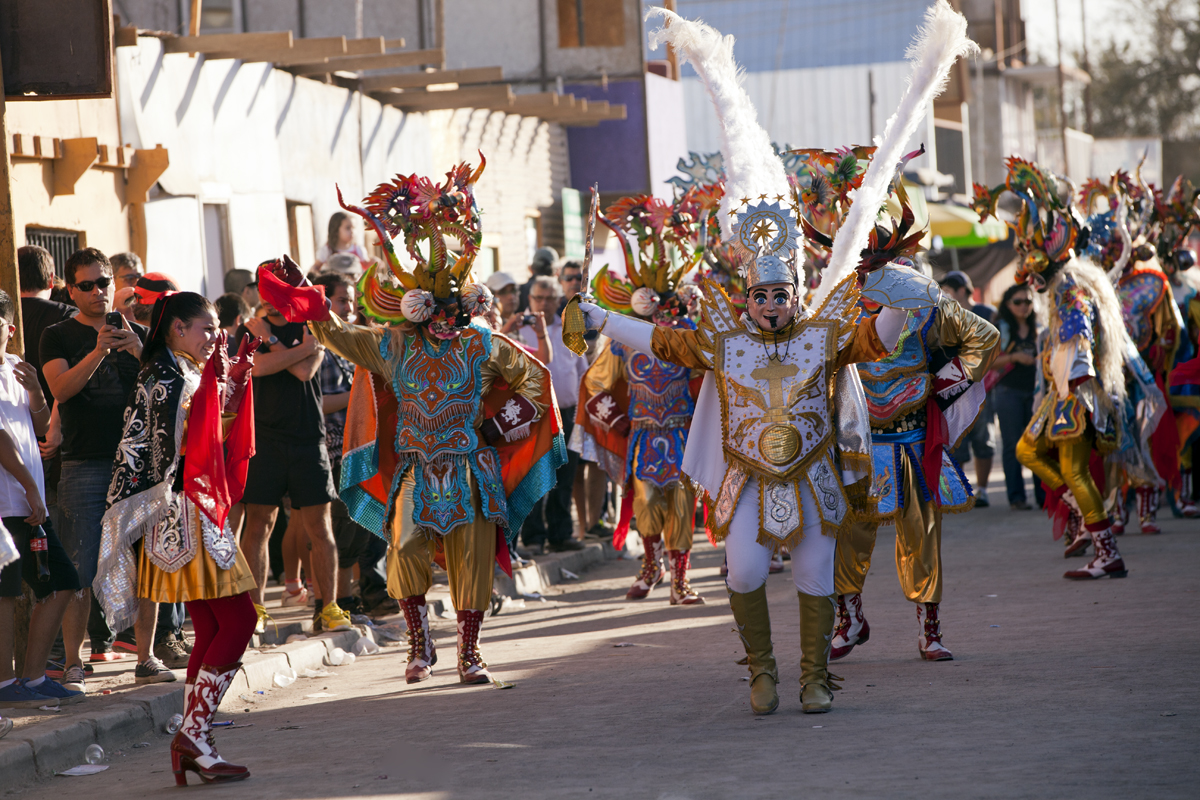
[{"xmin": 723, "ymin": 477, "xmax": 836, "ymax": 596}]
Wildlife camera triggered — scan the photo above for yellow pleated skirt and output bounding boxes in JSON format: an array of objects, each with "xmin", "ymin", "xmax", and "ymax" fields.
[{"xmin": 137, "ymin": 534, "xmax": 256, "ymax": 604}]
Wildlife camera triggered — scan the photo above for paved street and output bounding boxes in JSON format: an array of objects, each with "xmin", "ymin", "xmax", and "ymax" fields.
[{"xmin": 7, "ymin": 494, "xmax": 1198, "ymax": 800}]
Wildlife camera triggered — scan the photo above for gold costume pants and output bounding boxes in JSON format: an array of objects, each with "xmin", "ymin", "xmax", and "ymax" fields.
[
  {"xmin": 632, "ymin": 478, "xmax": 695, "ymax": 551},
  {"xmin": 1016, "ymin": 432, "xmax": 1106, "ymax": 525},
  {"xmin": 835, "ymin": 446, "xmax": 942, "ymax": 604},
  {"xmin": 385, "ymin": 471, "xmax": 496, "ymax": 611}
]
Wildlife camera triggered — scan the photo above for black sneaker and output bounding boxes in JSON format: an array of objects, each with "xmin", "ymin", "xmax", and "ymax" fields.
[
  {"xmin": 551, "ymin": 539, "xmax": 586, "ymax": 552},
  {"xmin": 337, "ymin": 596, "xmax": 366, "ymax": 616},
  {"xmin": 364, "ymin": 596, "xmax": 400, "ymax": 618},
  {"xmin": 134, "ymin": 656, "xmax": 178, "ymax": 684}
]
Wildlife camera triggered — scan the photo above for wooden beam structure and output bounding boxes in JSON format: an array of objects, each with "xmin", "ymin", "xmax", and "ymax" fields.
[
  {"xmin": 164, "ymin": 31, "xmax": 293, "ymax": 55},
  {"xmin": 209, "ymin": 35, "xmax": 346, "ymax": 64},
  {"xmin": 52, "ymin": 138, "xmax": 99, "ymax": 196},
  {"xmin": 126, "ymin": 145, "xmax": 170, "ymax": 203},
  {"xmin": 360, "ymin": 66, "xmax": 503, "ymax": 93},
  {"xmin": 377, "ymin": 84, "xmax": 513, "ymax": 111},
  {"xmin": 344, "ymin": 37, "xmax": 386, "ymax": 55},
  {"xmin": 291, "ymin": 48, "xmax": 444, "ymax": 76}
]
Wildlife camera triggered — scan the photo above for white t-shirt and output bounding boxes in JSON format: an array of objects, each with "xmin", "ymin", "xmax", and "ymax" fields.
[
  {"xmin": 519, "ymin": 318, "xmax": 588, "ymax": 409},
  {"xmin": 0, "ymin": 354, "xmax": 44, "ymax": 518}
]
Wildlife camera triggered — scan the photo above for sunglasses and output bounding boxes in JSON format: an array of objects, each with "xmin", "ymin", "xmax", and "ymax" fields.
[
  {"xmin": 561, "ymin": 275, "xmax": 582, "ymax": 282},
  {"xmin": 1010, "ymin": 298, "xmax": 1032, "ymax": 306},
  {"xmin": 72, "ymin": 277, "xmax": 112, "ymax": 292}
]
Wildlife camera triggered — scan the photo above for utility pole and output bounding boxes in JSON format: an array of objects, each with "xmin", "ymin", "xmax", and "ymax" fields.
[
  {"xmin": 1053, "ymin": 0, "xmax": 1070, "ymax": 177},
  {"xmin": 1080, "ymin": 0, "xmax": 1093, "ymax": 134}
]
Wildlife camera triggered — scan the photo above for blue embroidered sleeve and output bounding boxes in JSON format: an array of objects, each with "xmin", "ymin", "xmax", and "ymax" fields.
[{"xmin": 1057, "ymin": 282, "xmax": 1094, "ymax": 344}]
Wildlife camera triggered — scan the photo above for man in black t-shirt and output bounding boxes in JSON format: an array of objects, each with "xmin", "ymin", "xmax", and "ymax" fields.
[
  {"xmin": 237, "ymin": 298, "xmax": 350, "ymax": 634},
  {"xmin": 41, "ymin": 248, "xmax": 175, "ymax": 693}
]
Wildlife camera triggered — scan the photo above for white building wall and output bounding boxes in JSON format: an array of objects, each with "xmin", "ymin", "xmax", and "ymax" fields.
[
  {"xmin": 116, "ymin": 36, "xmax": 562, "ymax": 297},
  {"xmin": 430, "ymin": 108, "xmax": 560, "ymax": 279}
]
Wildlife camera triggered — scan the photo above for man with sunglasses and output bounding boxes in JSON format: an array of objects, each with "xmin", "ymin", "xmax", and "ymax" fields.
[{"xmin": 40, "ymin": 249, "xmax": 173, "ymax": 693}]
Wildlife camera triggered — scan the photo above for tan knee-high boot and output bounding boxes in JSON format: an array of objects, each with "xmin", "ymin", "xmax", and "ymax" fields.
[
  {"xmin": 728, "ymin": 585, "xmax": 778, "ymax": 715},
  {"xmin": 798, "ymin": 592, "xmax": 840, "ymax": 713}
]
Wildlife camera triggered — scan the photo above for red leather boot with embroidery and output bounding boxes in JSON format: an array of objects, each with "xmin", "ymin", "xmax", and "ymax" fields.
[
  {"xmin": 667, "ymin": 550, "xmax": 705, "ymax": 605},
  {"xmin": 1136, "ymin": 487, "xmax": 1161, "ymax": 534},
  {"xmin": 917, "ymin": 603, "xmax": 953, "ymax": 661},
  {"xmin": 400, "ymin": 594, "xmax": 437, "ymax": 683},
  {"xmin": 171, "ymin": 662, "xmax": 249, "ymax": 785},
  {"xmin": 1064, "ymin": 522, "xmax": 1128, "ymax": 579},
  {"xmin": 457, "ymin": 610, "xmax": 491, "ymax": 685},
  {"xmin": 830, "ymin": 593, "xmax": 870, "ymax": 660},
  {"xmin": 626, "ymin": 534, "xmax": 664, "ymax": 599}
]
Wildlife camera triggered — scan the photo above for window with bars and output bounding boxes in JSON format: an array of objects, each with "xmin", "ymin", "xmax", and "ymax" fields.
[{"xmin": 24, "ymin": 227, "xmax": 81, "ymax": 281}]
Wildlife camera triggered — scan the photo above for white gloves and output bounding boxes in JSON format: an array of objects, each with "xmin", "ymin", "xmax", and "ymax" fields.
[
  {"xmin": 578, "ymin": 302, "xmax": 655, "ymax": 353},
  {"xmin": 578, "ymin": 301, "xmax": 608, "ymax": 330}
]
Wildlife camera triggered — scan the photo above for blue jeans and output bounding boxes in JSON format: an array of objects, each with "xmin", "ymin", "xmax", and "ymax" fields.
[
  {"xmin": 57, "ymin": 459, "xmax": 115, "ymax": 589},
  {"xmin": 993, "ymin": 384, "xmax": 1040, "ymax": 505}
]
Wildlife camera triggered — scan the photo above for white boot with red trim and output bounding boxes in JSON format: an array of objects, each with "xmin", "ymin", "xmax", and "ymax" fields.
[
  {"xmin": 830, "ymin": 593, "xmax": 870, "ymax": 661},
  {"xmin": 916, "ymin": 602, "xmax": 953, "ymax": 661},
  {"xmin": 626, "ymin": 534, "xmax": 665, "ymax": 599},
  {"xmin": 1136, "ymin": 487, "xmax": 1161, "ymax": 534},
  {"xmin": 1064, "ymin": 522, "xmax": 1128, "ymax": 579}
]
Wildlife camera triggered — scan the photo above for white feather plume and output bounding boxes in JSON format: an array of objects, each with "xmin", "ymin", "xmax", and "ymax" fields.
[
  {"xmin": 646, "ymin": 6, "xmax": 790, "ymax": 241},
  {"xmin": 1106, "ymin": 196, "xmax": 1133, "ymax": 284},
  {"xmin": 810, "ymin": 0, "xmax": 979, "ymax": 310}
]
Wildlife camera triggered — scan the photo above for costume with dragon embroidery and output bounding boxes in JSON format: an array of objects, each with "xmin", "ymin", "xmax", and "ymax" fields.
[
  {"xmin": 257, "ymin": 156, "xmax": 565, "ymax": 687},
  {"xmin": 572, "ymin": 188, "xmax": 706, "ymax": 606},
  {"xmin": 1153, "ymin": 175, "xmax": 1200, "ymax": 516},
  {"xmin": 976, "ymin": 156, "xmax": 1131, "ymax": 580},
  {"xmin": 1081, "ymin": 167, "xmax": 1184, "ymax": 531},
  {"xmin": 823, "ymin": 170, "xmax": 997, "ymax": 664}
]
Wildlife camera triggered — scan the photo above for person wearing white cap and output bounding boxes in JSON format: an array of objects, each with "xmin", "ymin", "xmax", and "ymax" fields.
[{"xmin": 485, "ymin": 271, "xmax": 519, "ymax": 322}]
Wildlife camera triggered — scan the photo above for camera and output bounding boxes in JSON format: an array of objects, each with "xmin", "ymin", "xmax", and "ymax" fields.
[{"xmin": 521, "ymin": 314, "xmax": 538, "ymax": 326}]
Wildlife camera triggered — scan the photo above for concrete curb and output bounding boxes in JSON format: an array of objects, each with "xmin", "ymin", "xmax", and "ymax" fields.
[
  {"xmin": 494, "ymin": 538, "xmax": 636, "ymax": 601},
  {"xmin": 2, "ymin": 627, "xmax": 363, "ymax": 785}
]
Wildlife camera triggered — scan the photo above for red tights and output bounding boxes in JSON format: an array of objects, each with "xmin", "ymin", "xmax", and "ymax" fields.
[{"xmin": 184, "ymin": 592, "xmax": 257, "ymax": 682}]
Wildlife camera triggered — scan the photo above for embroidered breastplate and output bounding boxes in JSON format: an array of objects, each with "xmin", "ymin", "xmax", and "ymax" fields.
[
  {"xmin": 385, "ymin": 325, "xmax": 507, "ymax": 536},
  {"xmin": 393, "ymin": 327, "xmax": 488, "ymax": 460},
  {"xmin": 858, "ymin": 306, "xmax": 936, "ymax": 426},
  {"xmin": 614, "ymin": 338, "xmax": 694, "ymax": 430},
  {"xmin": 716, "ymin": 321, "xmax": 835, "ymax": 481}
]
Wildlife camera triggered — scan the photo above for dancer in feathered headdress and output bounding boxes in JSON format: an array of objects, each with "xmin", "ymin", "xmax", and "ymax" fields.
[
  {"xmin": 572, "ymin": 188, "xmax": 710, "ymax": 605},
  {"xmin": 565, "ymin": 1, "xmax": 972, "ymax": 715},
  {"xmin": 256, "ymin": 157, "xmax": 566, "ymax": 687},
  {"xmin": 1154, "ymin": 176, "xmax": 1200, "ymax": 516},
  {"xmin": 1080, "ymin": 176, "xmax": 1180, "ymax": 533},
  {"xmin": 975, "ymin": 158, "xmax": 1131, "ymax": 579},
  {"xmin": 818, "ymin": 170, "xmax": 999, "ymax": 665}
]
